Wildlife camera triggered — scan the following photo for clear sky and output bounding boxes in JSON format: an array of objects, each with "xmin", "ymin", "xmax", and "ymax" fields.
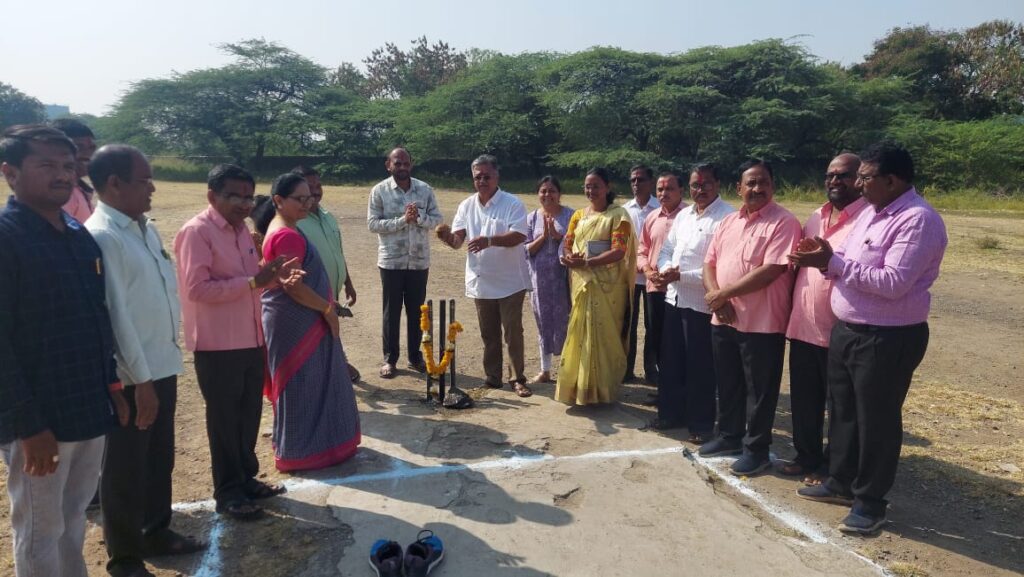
[{"xmin": 3, "ymin": 0, "xmax": 1021, "ymax": 116}]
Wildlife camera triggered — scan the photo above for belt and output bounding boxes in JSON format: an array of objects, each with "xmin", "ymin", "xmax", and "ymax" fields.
[{"xmin": 842, "ymin": 321, "xmax": 927, "ymax": 333}]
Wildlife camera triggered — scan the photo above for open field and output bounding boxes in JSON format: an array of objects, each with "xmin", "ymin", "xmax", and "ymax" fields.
[{"xmin": 1, "ymin": 182, "xmax": 1022, "ymax": 576}]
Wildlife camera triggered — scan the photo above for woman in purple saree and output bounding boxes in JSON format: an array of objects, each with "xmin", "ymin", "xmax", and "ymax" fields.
[{"xmin": 255, "ymin": 173, "xmax": 360, "ymax": 472}]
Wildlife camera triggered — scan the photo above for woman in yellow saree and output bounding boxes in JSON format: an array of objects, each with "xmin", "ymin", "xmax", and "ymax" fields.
[{"xmin": 556, "ymin": 168, "xmax": 637, "ymax": 405}]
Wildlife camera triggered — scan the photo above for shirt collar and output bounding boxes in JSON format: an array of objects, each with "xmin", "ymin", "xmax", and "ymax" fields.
[
  {"xmin": 822, "ymin": 196, "xmax": 868, "ymax": 224},
  {"xmin": 386, "ymin": 176, "xmax": 415, "ymax": 193},
  {"xmin": 659, "ymin": 202, "xmax": 685, "ymax": 217},
  {"xmin": 95, "ymin": 200, "xmax": 143, "ymax": 230},
  {"xmin": 4, "ymin": 196, "xmax": 83, "ymax": 233},
  {"xmin": 740, "ymin": 200, "xmax": 775, "ymax": 220},
  {"xmin": 877, "ymin": 187, "xmax": 918, "ymax": 217}
]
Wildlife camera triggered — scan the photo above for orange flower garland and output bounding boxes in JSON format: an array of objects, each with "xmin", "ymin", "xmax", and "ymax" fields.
[{"xmin": 419, "ymin": 304, "xmax": 464, "ymax": 378}]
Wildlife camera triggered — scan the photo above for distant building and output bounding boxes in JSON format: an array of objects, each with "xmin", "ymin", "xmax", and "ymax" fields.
[{"xmin": 45, "ymin": 104, "xmax": 71, "ymax": 119}]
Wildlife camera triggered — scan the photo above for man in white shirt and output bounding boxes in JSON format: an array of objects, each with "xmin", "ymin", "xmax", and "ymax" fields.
[
  {"xmin": 623, "ymin": 165, "xmax": 660, "ymax": 383},
  {"xmin": 436, "ymin": 155, "xmax": 533, "ymax": 397},
  {"xmin": 653, "ymin": 164, "xmax": 735, "ymax": 440},
  {"xmin": 86, "ymin": 145, "xmax": 202, "ymax": 577}
]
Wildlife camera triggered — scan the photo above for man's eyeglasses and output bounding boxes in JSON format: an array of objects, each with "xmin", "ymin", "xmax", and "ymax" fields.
[
  {"xmin": 222, "ymin": 194, "xmax": 255, "ymax": 206},
  {"xmin": 630, "ymin": 177, "xmax": 649, "ymax": 183},
  {"xmin": 857, "ymin": 173, "xmax": 881, "ymax": 183},
  {"xmin": 825, "ymin": 172, "xmax": 855, "ymax": 181},
  {"xmin": 689, "ymin": 182, "xmax": 713, "ymax": 191}
]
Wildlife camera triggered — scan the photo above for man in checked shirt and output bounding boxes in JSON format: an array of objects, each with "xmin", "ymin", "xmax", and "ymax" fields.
[{"xmin": 0, "ymin": 125, "xmax": 127, "ymax": 577}]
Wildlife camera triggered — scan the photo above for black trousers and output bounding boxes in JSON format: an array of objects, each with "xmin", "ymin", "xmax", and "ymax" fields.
[
  {"xmin": 824, "ymin": 322, "xmax": 929, "ymax": 517},
  {"xmin": 643, "ymin": 291, "xmax": 666, "ymax": 384},
  {"xmin": 194, "ymin": 347, "xmax": 265, "ymax": 506},
  {"xmin": 658, "ymin": 304, "xmax": 716, "ymax": 433},
  {"xmin": 102, "ymin": 376, "xmax": 177, "ymax": 573},
  {"xmin": 711, "ymin": 326, "xmax": 785, "ymax": 456},
  {"xmin": 380, "ymin": 267, "xmax": 429, "ymax": 366},
  {"xmin": 626, "ymin": 284, "xmax": 648, "ymax": 378},
  {"xmin": 789, "ymin": 339, "xmax": 830, "ymax": 472}
]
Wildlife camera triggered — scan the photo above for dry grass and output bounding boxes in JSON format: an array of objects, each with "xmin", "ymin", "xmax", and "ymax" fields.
[
  {"xmin": 889, "ymin": 561, "xmax": 931, "ymax": 577},
  {"xmin": 903, "ymin": 381, "xmax": 1024, "ymax": 502}
]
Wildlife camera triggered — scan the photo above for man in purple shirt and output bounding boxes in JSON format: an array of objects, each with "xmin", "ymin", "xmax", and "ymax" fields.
[{"xmin": 789, "ymin": 142, "xmax": 947, "ymax": 535}]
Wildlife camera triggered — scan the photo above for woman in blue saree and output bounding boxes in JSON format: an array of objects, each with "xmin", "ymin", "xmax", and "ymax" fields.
[{"xmin": 255, "ymin": 173, "xmax": 360, "ymax": 472}]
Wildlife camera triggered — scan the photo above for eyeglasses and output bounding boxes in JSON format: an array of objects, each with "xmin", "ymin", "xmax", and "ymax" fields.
[
  {"xmin": 630, "ymin": 177, "xmax": 649, "ymax": 183},
  {"xmin": 689, "ymin": 182, "xmax": 713, "ymax": 191},
  {"xmin": 287, "ymin": 195, "xmax": 314, "ymax": 206},
  {"xmin": 473, "ymin": 174, "xmax": 493, "ymax": 182},
  {"xmin": 222, "ymin": 194, "xmax": 256, "ymax": 206},
  {"xmin": 857, "ymin": 173, "xmax": 881, "ymax": 183},
  {"xmin": 825, "ymin": 172, "xmax": 854, "ymax": 181}
]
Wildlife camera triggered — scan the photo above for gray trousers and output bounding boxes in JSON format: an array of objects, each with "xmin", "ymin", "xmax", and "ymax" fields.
[{"xmin": 2, "ymin": 435, "xmax": 105, "ymax": 577}]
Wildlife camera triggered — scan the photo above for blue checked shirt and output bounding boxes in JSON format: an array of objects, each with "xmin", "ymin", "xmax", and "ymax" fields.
[{"xmin": 0, "ymin": 197, "xmax": 118, "ymax": 444}]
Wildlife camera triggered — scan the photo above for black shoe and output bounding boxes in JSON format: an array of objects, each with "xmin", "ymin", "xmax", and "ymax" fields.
[
  {"xmin": 838, "ymin": 510, "xmax": 887, "ymax": 534},
  {"xmin": 730, "ymin": 453, "xmax": 771, "ymax": 476},
  {"xmin": 797, "ymin": 484, "xmax": 854, "ymax": 506},
  {"xmin": 408, "ymin": 359, "xmax": 428, "ymax": 373},
  {"xmin": 404, "ymin": 530, "xmax": 445, "ymax": 577},
  {"xmin": 369, "ymin": 539, "xmax": 403, "ymax": 577},
  {"xmin": 697, "ymin": 437, "xmax": 743, "ymax": 458}
]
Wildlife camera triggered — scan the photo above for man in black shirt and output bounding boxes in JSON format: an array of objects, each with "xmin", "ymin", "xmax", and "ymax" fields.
[{"xmin": 0, "ymin": 125, "xmax": 127, "ymax": 577}]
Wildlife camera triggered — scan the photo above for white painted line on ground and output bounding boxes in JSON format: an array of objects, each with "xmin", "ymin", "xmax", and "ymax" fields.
[
  {"xmin": 179, "ymin": 445, "xmax": 889, "ymax": 576},
  {"xmin": 685, "ymin": 449, "xmax": 891, "ymax": 576}
]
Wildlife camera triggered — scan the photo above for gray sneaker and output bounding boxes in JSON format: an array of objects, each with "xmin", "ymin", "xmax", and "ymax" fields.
[{"xmin": 697, "ymin": 437, "xmax": 743, "ymax": 458}]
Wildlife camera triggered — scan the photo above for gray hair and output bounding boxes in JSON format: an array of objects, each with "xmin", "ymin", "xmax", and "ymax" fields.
[{"xmin": 471, "ymin": 154, "xmax": 499, "ymax": 172}]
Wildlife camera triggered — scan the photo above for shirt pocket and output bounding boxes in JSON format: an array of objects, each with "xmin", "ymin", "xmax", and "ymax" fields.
[
  {"xmin": 857, "ymin": 243, "xmax": 886, "ymax": 267},
  {"xmin": 742, "ymin": 235, "xmax": 768, "ymax": 265}
]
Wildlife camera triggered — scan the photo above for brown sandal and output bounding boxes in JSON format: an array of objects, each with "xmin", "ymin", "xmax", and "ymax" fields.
[{"xmin": 512, "ymin": 382, "xmax": 533, "ymax": 398}]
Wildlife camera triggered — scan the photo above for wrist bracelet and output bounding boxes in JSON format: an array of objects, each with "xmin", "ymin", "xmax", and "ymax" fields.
[
  {"xmin": 323, "ymin": 302, "xmax": 334, "ymax": 315},
  {"xmin": 248, "ymin": 276, "xmax": 257, "ymax": 289}
]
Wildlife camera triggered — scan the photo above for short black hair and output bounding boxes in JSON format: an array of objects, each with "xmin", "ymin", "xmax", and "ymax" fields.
[
  {"xmin": 208, "ymin": 163, "xmax": 255, "ymax": 193},
  {"xmin": 89, "ymin": 145, "xmax": 141, "ymax": 193},
  {"xmin": 536, "ymin": 175, "xmax": 562, "ymax": 193},
  {"xmin": 0, "ymin": 124, "xmax": 77, "ymax": 167},
  {"xmin": 292, "ymin": 164, "xmax": 319, "ymax": 177},
  {"xmin": 50, "ymin": 118, "xmax": 95, "ymax": 140},
  {"xmin": 690, "ymin": 162, "xmax": 721, "ymax": 182},
  {"xmin": 629, "ymin": 164, "xmax": 654, "ymax": 179},
  {"xmin": 737, "ymin": 158, "xmax": 774, "ymax": 181},
  {"xmin": 657, "ymin": 170, "xmax": 683, "ymax": 188},
  {"xmin": 859, "ymin": 141, "xmax": 914, "ymax": 183}
]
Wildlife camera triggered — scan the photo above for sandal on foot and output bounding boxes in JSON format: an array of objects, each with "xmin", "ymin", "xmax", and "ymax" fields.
[
  {"xmin": 215, "ymin": 499, "xmax": 264, "ymax": 522},
  {"xmin": 380, "ymin": 363, "xmax": 396, "ymax": 379},
  {"xmin": 528, "ymin": 371, "xmax": 552, "ymax": 385},
  {"xmin": 245, "ymin": 479, "xmax": 286, "ymax": 500},
  {"xmin": 511, "ymin": 382, "xmax": 533, "ymax": 398},
  {"xmin": 142, "ymin": 529, "xmax": 207, "ymax": 557}
]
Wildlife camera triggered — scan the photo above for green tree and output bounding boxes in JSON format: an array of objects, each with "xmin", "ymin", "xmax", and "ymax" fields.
[
  {"xmin": 954, "ymin": 20, "xmax": 1024, "ymax": 116},
  {"xmin": 386, "ymin": 53, "xmax": 557, "ymax": 170},
  {"xmin": 105, "ymin": 39, "xmax": 325, "ymax": 169},
  {"xmin": 363, "ymin": 36, "xmax": 467, "ymax": 99},
  {"xmin": 0, "ymin": 83, "xmax": 45, "ymax": 129}
]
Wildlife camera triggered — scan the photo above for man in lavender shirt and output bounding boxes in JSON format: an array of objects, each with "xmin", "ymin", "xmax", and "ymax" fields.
[{"xmin": 790, "ymin": 142, "xmax": 947, "ymax": 535}]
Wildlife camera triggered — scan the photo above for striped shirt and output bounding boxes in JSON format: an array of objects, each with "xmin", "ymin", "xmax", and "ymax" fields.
[{"xmin": 657, "ymin": 196, "xmax": 735, "ymax": 313}]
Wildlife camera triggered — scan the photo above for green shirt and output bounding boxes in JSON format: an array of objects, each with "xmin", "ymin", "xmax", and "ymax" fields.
[{"xmin": 298, "ymin": 207, "xmax": 347, "ymax": 299}]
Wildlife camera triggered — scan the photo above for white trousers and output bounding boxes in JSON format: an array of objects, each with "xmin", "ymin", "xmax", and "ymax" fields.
[{"xmin": 1, "ymin": 435, "xmax": 105, "ymax": 577}]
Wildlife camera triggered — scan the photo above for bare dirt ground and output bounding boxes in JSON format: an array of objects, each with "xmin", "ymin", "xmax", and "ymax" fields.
[{"xmin": 1, "ymin": 183, "xmax": 1021, "ymax": 577}]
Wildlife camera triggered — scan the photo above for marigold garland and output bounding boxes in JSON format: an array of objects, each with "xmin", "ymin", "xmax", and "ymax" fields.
[{"xmin": 419, "ymin": 304, "xmax": 464, "ymax": 377}]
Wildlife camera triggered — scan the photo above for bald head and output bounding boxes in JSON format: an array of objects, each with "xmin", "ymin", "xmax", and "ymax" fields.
[{"xmin": 825, "ymin": 153, "xmax": 861, "ymax": 209}]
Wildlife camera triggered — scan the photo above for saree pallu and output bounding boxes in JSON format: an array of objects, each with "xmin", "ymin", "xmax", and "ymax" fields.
[
  {"xmin": 555, "ymin": 205, "xmax": 636, "ymax": 405},
  {"xmin": 262, "ymin": 229, "xmax": 360, "ymax": 472}
]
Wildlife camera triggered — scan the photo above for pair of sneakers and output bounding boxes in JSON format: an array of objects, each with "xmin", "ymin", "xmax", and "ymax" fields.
[{"xmin": 369, "ymin": 530, "xmax": 444, "ymax": 577}]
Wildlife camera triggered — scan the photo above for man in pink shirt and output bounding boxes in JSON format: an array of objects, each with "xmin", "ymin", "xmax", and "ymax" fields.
[
  {"xmin": 791, "ymin": 143, "xmax": 947, "ymax": 535},
  {"xmin": 173, "ymin": 164, "xmax": 296, "ymax": 521},
  {"xmin": 698, "ymin": 160, "xmax": 802, "ymax": 476},
  {"xmin": 779, "ymin": 153, "xmax": 867, "ymax": 482},
  {"xmin": 52, "ymin": 119, "xmax": 96, "ymax": 223},
  {"xmin": 636, "ymin": 171, "xmax": 685, "ymax": 396}
]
